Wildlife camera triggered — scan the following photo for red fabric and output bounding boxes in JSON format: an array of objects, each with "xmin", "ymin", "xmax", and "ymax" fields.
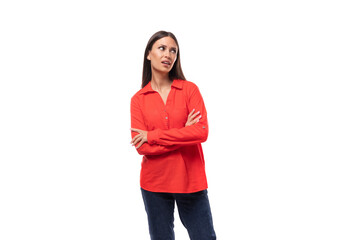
[{"xmin": 130, "ymin": 79, "xmax": 209, "ymax": 193}]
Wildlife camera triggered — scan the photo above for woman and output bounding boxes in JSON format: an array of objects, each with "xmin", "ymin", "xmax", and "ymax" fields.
[{"xmin": 130, "ymin": 31, "xmax": 216, "ymax": 240}]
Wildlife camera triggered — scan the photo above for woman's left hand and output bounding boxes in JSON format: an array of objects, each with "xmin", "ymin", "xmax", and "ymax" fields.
[{"xmin": 130, "ymin": 128, "xmax": 148, "ymax": 149}]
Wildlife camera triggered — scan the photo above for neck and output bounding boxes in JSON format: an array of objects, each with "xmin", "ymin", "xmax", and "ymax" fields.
[{"xmin": 150, "ymin": 70, "xmax": 172, "ymax": 91}]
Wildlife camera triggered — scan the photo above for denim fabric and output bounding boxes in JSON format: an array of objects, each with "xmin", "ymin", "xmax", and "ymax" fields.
[{"xmin": 141, "ymin": 188, "xmax": 216, "ymax": 240}]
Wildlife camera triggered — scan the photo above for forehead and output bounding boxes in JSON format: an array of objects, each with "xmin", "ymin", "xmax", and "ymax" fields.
[{"xmin": 154, "ymin": 36, "xmax": 178, "ymax": 48}]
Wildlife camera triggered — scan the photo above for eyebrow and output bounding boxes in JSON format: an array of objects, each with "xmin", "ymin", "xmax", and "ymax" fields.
[{"xmin": 159, "ymin": 44, "xmax": 177, "ymax": 50}]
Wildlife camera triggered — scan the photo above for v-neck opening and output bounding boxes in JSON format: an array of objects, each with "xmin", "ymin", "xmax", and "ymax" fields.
[
  {"xmin": 157, "ymin": 88, "xmax": 172, "ymax": 106},
  {"xmin": 150, "ymin": 80, "xmax": 175, "ymax": 107}
]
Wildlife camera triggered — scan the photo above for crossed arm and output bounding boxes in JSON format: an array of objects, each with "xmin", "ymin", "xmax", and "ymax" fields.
[
  {"xmin": 130, "ymin": 83, "xmax": 208, "ymax": 156},
  {"xmin": 131, "ymin": 109, "xmax": 201, "ymax": 149}
]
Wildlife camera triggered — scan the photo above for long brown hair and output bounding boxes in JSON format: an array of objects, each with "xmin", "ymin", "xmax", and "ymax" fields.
[{"xmin": 142, "ymin": 31, "xmax": 186, "ymax": 88}]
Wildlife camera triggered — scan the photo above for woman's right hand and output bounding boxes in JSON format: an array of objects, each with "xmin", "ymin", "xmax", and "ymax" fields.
[{"xmin": 185, "ymin": 109, "xmax": 202, "ymax": 127}]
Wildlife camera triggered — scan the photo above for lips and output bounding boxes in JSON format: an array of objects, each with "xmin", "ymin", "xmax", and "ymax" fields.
[{"xmin": 161, "ymin": 61, "xmax": 171, "ymax": 65}]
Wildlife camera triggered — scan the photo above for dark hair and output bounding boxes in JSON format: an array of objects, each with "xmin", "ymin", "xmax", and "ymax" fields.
[{"xmin": 142, "ymin": 30, "xmax": 186, "ymax": 88}]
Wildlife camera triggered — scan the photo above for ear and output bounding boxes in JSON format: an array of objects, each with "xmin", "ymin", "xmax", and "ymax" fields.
[{"xmin": 147, "ymin": 52, "xmax": 151, "ymax": 61}]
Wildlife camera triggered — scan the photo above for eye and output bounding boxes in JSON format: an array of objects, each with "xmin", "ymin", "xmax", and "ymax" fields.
[
  {"xmin": 171, "ymin": 49, "xmax": 177, "ymax": 53},
  {"xmin": 159, "ymin": 46, "xmax": 165, "ymax": 50}
]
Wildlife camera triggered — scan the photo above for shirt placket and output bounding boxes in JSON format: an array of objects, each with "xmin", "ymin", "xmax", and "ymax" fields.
[{"xmin": 164, "ymin": 101, "xmax": 169, "ymax": 129}]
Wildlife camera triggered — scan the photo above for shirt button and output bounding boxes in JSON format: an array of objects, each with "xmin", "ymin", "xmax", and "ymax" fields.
[{"xmin": 165, "ymin": 117, "xmax": 168, "ymax": 119}]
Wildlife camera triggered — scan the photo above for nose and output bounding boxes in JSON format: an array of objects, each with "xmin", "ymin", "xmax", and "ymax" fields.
[{"xmin": 164, "ymin": 50, "xmax": 171, "ymax": 59}]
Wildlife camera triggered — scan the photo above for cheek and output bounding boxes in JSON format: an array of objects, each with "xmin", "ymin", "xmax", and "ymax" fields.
[
  {"xmin": 150, "ymin": 54, "xmax": 160, "ymax": 66},
  {"xmin": 149, "ymin": 51, "xmax": 160, "ymax": 60}
]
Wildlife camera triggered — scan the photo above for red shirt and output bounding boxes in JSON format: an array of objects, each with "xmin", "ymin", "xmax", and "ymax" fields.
[{"xmin": 130, "ymin": 79, "xmax": 209, "ymax": 193}]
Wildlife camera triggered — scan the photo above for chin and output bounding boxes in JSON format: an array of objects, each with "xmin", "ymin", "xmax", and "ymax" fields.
[{"xmin": 156, "ymin": 68, "xmax": 172, "ymax": 74}]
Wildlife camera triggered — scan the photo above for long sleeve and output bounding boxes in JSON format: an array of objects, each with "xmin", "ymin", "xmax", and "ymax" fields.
[
  {"xmin": 131, "ymin": 96, "xmax": 181, "ymax": 155},
  {"xmin": 147, "ymin": 83, "xmax": 208, "ymax": 146},
  {"xmin": 131, "ymin": 80, "xmax": 210, "ymax": 193}
]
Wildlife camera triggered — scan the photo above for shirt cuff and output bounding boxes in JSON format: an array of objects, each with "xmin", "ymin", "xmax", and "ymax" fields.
[{"xmin": 147, "ymin": 129, "xmax": 160, "ymax": 145}]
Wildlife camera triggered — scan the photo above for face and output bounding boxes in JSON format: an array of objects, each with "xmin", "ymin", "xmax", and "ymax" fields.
[{"xmin": 147, "ymin": 36, "xmax": 178, "ymax": 74}]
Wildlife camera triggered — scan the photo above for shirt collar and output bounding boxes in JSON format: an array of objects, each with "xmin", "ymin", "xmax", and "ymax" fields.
[
  {"xmin": 171, "ymin": 79, "xmax": 184, "ymax": 89},
  {"xmin": 139, "ymin": 79, "xmax": 184, "ymax": 94}
]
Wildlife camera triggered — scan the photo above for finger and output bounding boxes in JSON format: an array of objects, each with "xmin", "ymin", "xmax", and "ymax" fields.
[
  {"xmin": 133, "ymin": 138, "xmax": 141, "ymax": 147},
  {"xmin": 188, "ymin": 110, "xmax": 200, "ymax": 121},
  {"xmin": 187, "ymin": 109, "xmax": 195, "ymax": 119},
  {"xmin": 190, "ymin": 115, "xmax": 202, "ymax": 125},
  {"xmin": 136, "ymin": 139, "xmax": 145, "ymax": 149},
  {"xmin": 132, "ymin": 135, "xmax": 143, "ymax": 146},
  {"xmin": 193, "ymin": 111, "xmax": 200, "ymax": 118},
  {"xmin": 131, "ymin": 128, "xmax": 141, "ymax": 133},
  {"xmin": 131, "ymin": 134, "xmax": 141, "ymax": 145},
  {"xmin": 196, "ymin": 115, "xmax": 202, "ymax": 122},
  {"xmin": 189, "ymin": 112, "xmax": 201, "ymax": 122},
  {"xmin": 131, "ymin": 127, "xmax": 144, "ymax": 135}
]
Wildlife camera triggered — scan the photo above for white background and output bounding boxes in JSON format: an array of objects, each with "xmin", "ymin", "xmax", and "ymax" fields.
[{"xmin": 1, "ymin": 0, "xmax": 359, "ymax": 239}]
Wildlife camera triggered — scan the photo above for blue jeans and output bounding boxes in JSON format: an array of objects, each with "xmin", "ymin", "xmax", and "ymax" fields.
[{"xmin": 141, "ymin": 188, "xmax": 216, "ymax": 240}]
